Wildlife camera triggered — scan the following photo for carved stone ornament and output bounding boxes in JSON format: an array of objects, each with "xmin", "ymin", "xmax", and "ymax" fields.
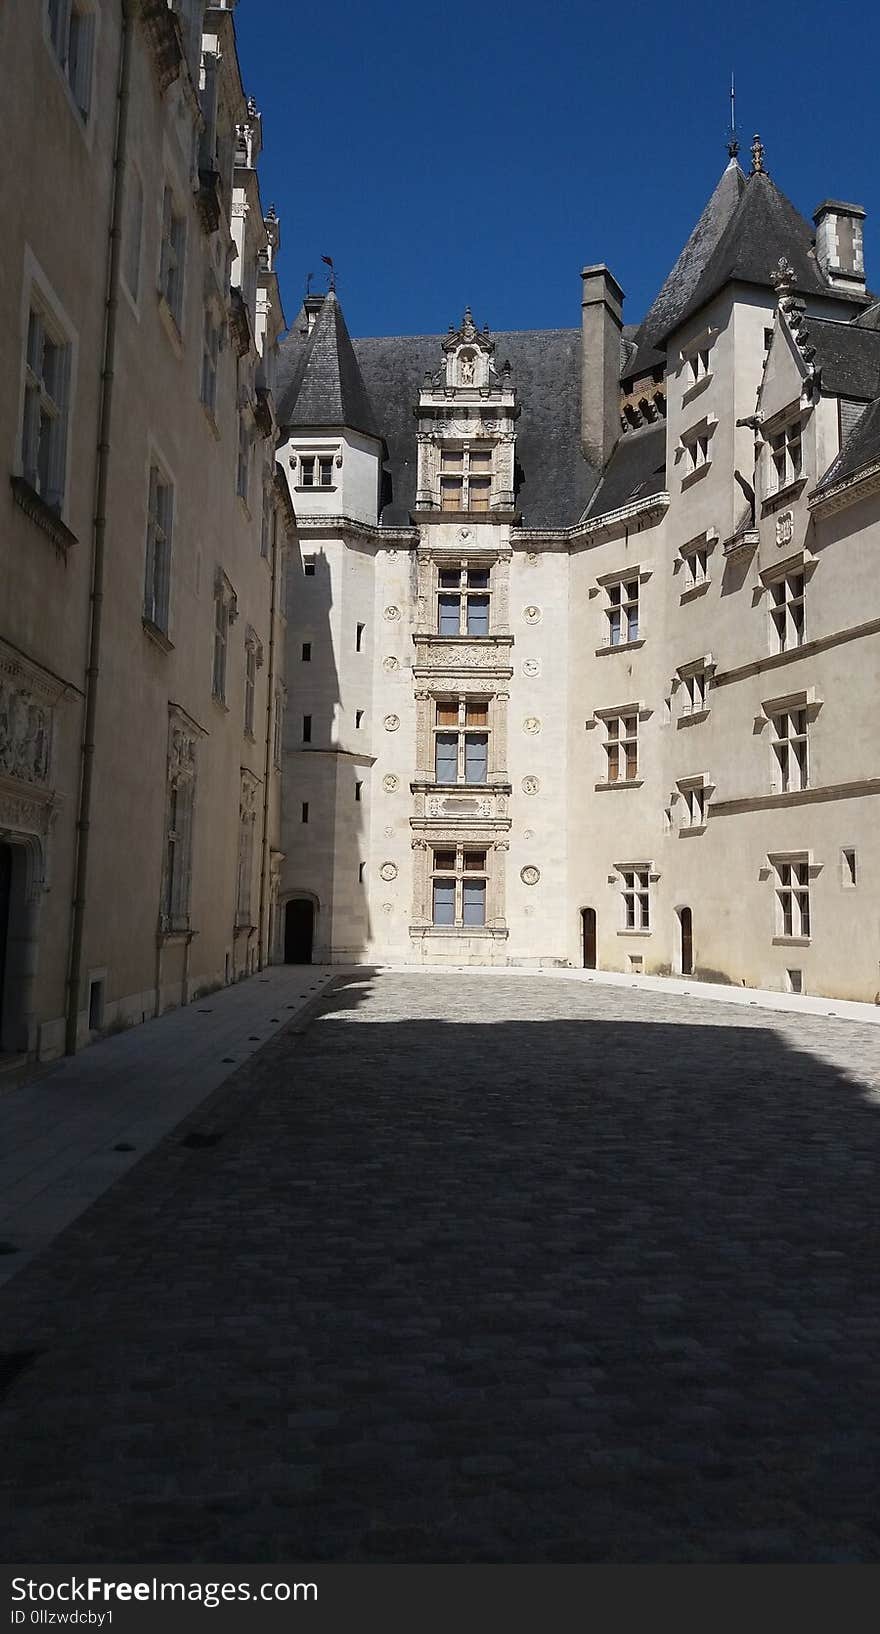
[
  {"xmin": 383, "ymin": 826, "xmax": 395, "ymax": 838},
  {"xmin": 383, "ymin": 715, "xmax": 401, "ymax": 732},
  {"xmin": 383, "ymin": 655, "xmax": 400, "ymax": 672},
  {"xmin": 523, "ymin": 904, "xmax": 535, "ymax": 917},
  {"xmin": 523, "ymin": 717, "xmax": 541, "ymax": 734},
  {"xmin": 776, "ymin": 510, "xmax": 794, "ymax": 547},
  {"xmin": 383, "ymin": 606, "xmax": 401, "ymax": 622},
  {"xmin": 526, "ymin": 552, "xmax": 539, "ymax": 566},
  {"xmin": 524, "ymin": 829, "xmax": 535, "ymax": 841},
  {"xmin": 520, "ymin": 866, "xmax": 540, "ymax": 886},
  {"xmin": 459, "ymin": 528, "xmax": 472, "ymax": 541},
  {"xmin": 522, "ymin": 776, "xmax": 540, "ymax": 795},
  {"xmin": 380, "ymin": 862, "xmax": 398, "ymax": 882},
  {"xmin": 0, "ymin": 680, "xmax": 52, "ymax": 787},
  {"xmin": 521, "ymin": 658, "xmax": 541, "ymax": 678},
  {"xmin": 523, "ymin": 606, "xmax": 542, "ymax": 624},
  {"xmin": 382, "ymin": 773, "xmax": 399, "ymax": 793},
  {"xmin": 382, "ymin": 902, "xmax": 394, "ymax": 914}
]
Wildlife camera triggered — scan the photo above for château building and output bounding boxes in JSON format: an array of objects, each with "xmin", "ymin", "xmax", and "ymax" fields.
[
  {"xmin": 277, "ymin": 136, "xmax": 880, "ymax": 1002},
  {"xmin": 1, "ymin": 1, "xmax": 291, "ymax": 1066}
]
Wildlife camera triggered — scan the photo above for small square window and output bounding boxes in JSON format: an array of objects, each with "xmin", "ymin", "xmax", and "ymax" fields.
[
  {"xmin": 787, "ymin": 968, "xmax": 803, "ymax": 994},
  {"xmin": 303, "ymin": 556, "xmax": 316, "ymax": 577}
]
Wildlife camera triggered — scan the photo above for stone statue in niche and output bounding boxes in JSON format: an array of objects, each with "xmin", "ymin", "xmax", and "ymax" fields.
[
  {"xmin": 459, "ymin": 352, "xmax": 476, "ymax": 385},
  {"xmin": 0, "ymin": 680, "xmax": 51, "ymax": 786}
]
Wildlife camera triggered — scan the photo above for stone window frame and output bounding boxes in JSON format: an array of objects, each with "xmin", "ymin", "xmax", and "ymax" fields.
[
  {"xmin": 414, "ymin": 544, "xmax": 510, "ymax": 639},
  {"xmin": 212, "ymin": 567, "xmax": 238, "ymax": 706},
  {"xmin": 678, "ymin": 323, "xmax": 717, "ymax": 404},
  {"xmin": 761, "ymin": 403, "xmax": 808, "ymax": 502},
  {"xmin": 677, "ymin": 414, "xmax": 717, "ymax": 488},
  {"xmin": 160, "ymin": 704, "xmax": 206, "ymax": 937},
  {"xmin": 769, "ymin": 850, "xmax": 812, "ymax": 943},
  {"xmin": 411, "ymin": 834, "xmax": 509, "ymax": 935},
  {"xmin": 436, "ymin": 561, "xmax": 493, "ymax": 637},
  {"xmin": 16, "ymin": 253, "xmax": 78, "ymax": 530},
  {"xmin": 673, "ymin": 654, "xmax": 716, "ymax": 724},
  {"xmin": 433, "ymin": 696, "xmax": 491, "ymax": 787},
  {"xmin": 759, "ymin": 687, "xmax": 821, "ymax": 795},
  {"xmin": 674, "ymin": 773, "xmax": 714, "ymax": 834},
  {"xmin": 142, "ymin": 451, "xmax": 175, "ymax": 645},
  {"xmin": 243, "ymin": 626, "xmax": 264, "ymax": 740},
  {"xmin": 235, "ymin": 768, "xmax": 260, "ymax": 929},
  {"xmin": 615, "ymin": 861, "xmax": 653, "ymax": 934},
  {"xmin": 429, "ymin": 843, "xmax": 490, "ymax": 928},
  {"xmin": 45, "ymin": 0, "xmax": 99, "ymax": 131},
  {"xmin": 592, "ymin": 703, "xmax": 647, "ymax": 788},
  {"xmin": 676, "ymin": 527, "xmax": 718, "ymax": 602},
  {"xmin": 759, "ymin": 552, "xmax": 815, "ymax": 654},
  {"xmin": 292, "ymin": 447, "xmax": 340, "ymax": 493},
  {"xmin": 121, "ymin": 160, "xmax": 145, "ymax": 312},
  {"xmin": 438, "ymin": 444, "xmax": 494, "ymax": 513}
]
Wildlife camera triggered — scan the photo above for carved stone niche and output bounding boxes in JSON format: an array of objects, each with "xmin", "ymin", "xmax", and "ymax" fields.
[{"xmin": 0, "ymin": 644, "xmax": 69, "ymax": 790}]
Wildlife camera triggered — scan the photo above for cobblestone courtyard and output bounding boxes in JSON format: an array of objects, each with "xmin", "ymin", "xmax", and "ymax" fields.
[{"xmin": 2, "ymin": 971, "xmax": 880, "ymax": 1563}]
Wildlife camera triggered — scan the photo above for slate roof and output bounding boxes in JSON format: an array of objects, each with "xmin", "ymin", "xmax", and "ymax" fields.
[
  {"xmin": 351, "ymin": 328, "xmax": 600, "ymax": 528},
  {"xmin": 805, "ymin": 318, "xmax": 880, "ymax": 399},
  {"xmin": 583, "ymin": 424, "xmax": 667, "ymax": 518},
  {"xmin": 276, "ymin": 292, "xmax": 381, "ymax": 441},
  {"xmin": 815, "ymin": 395, "xmax": 880, "ymax": 492},
  {"xmin": 626, "ymin": 162, "xmax": 868, "ymax": 380}
]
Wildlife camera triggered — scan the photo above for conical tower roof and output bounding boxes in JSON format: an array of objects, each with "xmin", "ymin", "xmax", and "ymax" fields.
[{"xmin": 277, "ymin": 290, "xmax": 381, "ymax": 441}]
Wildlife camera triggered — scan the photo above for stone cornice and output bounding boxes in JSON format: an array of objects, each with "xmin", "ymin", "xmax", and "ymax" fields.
[
  {"xmin": 808, "ymin": 460, "xmax": 880, "ymax": 517},
  {"xmin": 294, "ymin": 515, "xmax": 419, "ymax": 545},
  {"xmin": 513, "ymin": 490, "xmax": 669, "ymax": 545}
]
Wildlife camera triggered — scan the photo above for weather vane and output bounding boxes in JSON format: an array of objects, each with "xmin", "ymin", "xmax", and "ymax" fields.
[{"xmin": 322, "ymin": 254, "xmax": 336, "ymax": 293}]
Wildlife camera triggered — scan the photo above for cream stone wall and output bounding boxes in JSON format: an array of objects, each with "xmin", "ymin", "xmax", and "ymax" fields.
[{"xmin": 1, "ymin": 2, "xmax": 289, "ymax": 1061}]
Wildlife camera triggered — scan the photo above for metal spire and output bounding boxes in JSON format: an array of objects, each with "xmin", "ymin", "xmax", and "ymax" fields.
[{"xmin": 727, "ymin": 72, "xmax": 739, "ymax": 159}]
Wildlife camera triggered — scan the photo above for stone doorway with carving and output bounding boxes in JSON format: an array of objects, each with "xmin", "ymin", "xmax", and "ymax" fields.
[{"xmin": 0, "ymin": 834, "xmax": 43, "ymax": 1058}]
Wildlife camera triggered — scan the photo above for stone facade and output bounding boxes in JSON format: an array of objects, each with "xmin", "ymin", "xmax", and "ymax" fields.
[
  {"xmin": 0, "ymin": 1, "xmax": 291, "ymax": 1059},
  {"xmin": 278, "ymin": 151, "xmax": 880, "ymax": 1003}
]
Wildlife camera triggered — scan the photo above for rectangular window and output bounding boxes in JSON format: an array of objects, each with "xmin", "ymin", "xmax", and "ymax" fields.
[
  {"xmin": 606, "ymin": 577, "xmax": 639, "ymax": 646},
  {"xmin": 356, "ymin": 622, "xmax": 365, "ymax": 652},
  {"xmin": 48, "ymin": 0, "xmax": 95, "ymax": 120},
  {"xmin": 303, "ymin": 555, "xmax": 316, "ymax": 576},
  {"xmin": 603, "ymin": 712, "xmax": 638, "ymax": 782},
  {"xmin": 273, "ymin": 688, "xmax": 284, "ymax": 769},
  {"xmin": 437, "ymin": 564, "xmax": 493, "ymax": 635},
  {"xmin": 21, "ymin": 301, "xmax": 72, "ymax": 512},
  {"xmin": 681, "ymin": 543, "xmax": 708, "ymax": 590},
  {"xmin": 301, "ymin": 802, "xmax": 309, "ymax": 823},
  {"xmin": 212, "ymin": 584, "xmax": 233, "ymax": 702},
  {"xmin": 355, "ymin": 780, "xmax": 363, "ymax": 802},
  {"xmin": 431, "ymin": 846, "xmax": 488, "ymax": 927},
  {"xmin": 244, "ymin": 644, "xmax": 257, "ymax": 737},
  {"xmin": 299, "ymin": 456, "xmax": 315, "ymax": 487},
  {"xmin": 236, "ymin": 780, "xmax": 256, "ymax": 927},
  {"xmin": 358, "ymin": 862, "xmax": 366, "ymax": 883},
  {"xmin": 768, "ymin": 420, "xmax": 803, "ymax": 491},
  {"xmin": 319, "ymin": 456, "xmax": 334, "ymax": 487},
  {"xmin": 123, "ymin": 167, "xmax": 144, "ymax": 302},
  {"xmin": 201, "ymin": 309, "xmax": 220, "ymax": 415},
  {"xmin": 684, "ymin": 431, "xmax": 710, "ymax": 473},
  {"xmin": 302, "ymin": 714, "xmax": 312, "ymax": 743},
  {"xmin": 260, "ymin": 488, "xmax": 273, "ymax": 559},
  {"xmin": 842, "ymin": 848, "xmax": 857, "ymax": 887},
  {"xmin": 159, "ymin": 187, "xmax": 186, "ymax": 329},
  {"xmin": 688, "ymin": 345, "xmax": 710, "ymax": 383},
  {"xmin": 774, "ymin": 858, "xmax": 810, "ymax": 938},
  {"xmin": 143, "ymin": 465, "xmax": 173, "ymax": 633},
  {"xmin": 439, "ymin": 447, "xmax": 494, "ymax": 512},
  {"xmin": 619, "ymin": 866, "xmax": 650, "ymax": 930},
  {"xmin": 432, "ymin": 698, "xmax": 491, "ymax": 785},
  {"xmin": 681, "ymin": 668, "xmax": 709, "ymax": 715},
  {"xmin": 679, "ymin": 782, "xmax": 707, "ymax": 828},
  {"xmin": 771, "ymin": 708, "xmax": 808, "ymax": 793},
  {"xmin": 769, "ymin": 573, "xmax": 805, "ymax": 652},
  {"xmin": 301, "ymin": 641, "xmax": 311, "ymax": 662},
  {"xmin": 237, "ymin": 412, "xmax": 250, "ymax": 503},
  {"xmin": 355, "ymin": 710, "xmax": 364, "ymax": 729}
]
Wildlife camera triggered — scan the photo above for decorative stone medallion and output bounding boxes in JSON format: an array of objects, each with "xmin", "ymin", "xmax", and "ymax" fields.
[
  {"xmin": 521, "ymin": 775, "xmax": 540, "ymax": 795},
  {"xmin": 383, "ymin": 605, "xmax": 401, "ymax": 622},
  {"xmin": 520, "ymin": 865, "xmax": 540, "ymax": 886},
  {"xmin": 523, "ymin": 717, "xmax": 541, "ymax": 734},
  {"xmin": 382, "ymin": 773, "xmax": 399, "ymax": 792},
  {"xmin": 526, "ymin": 551, "xmax": 539, "ymax": 566},
  {"xmin": 459, "ymin": 527, "xmax": 472, "ymax": 541},
  {"xmin": 380, "ymin": 862, "xmax": 398, "ymax": 882},
  {"xmin": 523, "ymin": 828, "xmax": 535, "ymax": 841},
  {"xmin": 776, "ymin": 510, "xmax": 794, "ymax": 547},
  {"xmin": 521, "ymin": 658, "xmax": 541, "ymax": 678},
  {"xmin": 523, "ymin": 905, "xmax": 535, "ymax": 917},
  {"xmin": 523, "ymin": 605, "xmax": 542, "ymax": 624},
  {"xmin": 382, "ymin": 902, "xmax": 394, "ymax": 914},
  {"xmin": 383, "ymin": 825, "xmax": 395, "ymax": 838},
  {"xmin": 383, "ymin": 714, "xmax": 400, "ymax": 732},
  {"xmin": 383, "ymin": 655, "xmax": 400, "ymax": 673}
]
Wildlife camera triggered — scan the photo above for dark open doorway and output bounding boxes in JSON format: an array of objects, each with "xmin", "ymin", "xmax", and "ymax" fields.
[
  {"xmin": 581, "ymin": 907, "xmax": 597, "ymax": 970},
  {"xmin": 284, "ymin": 899, "xmax": 314, "ymax": 964},
  {"xmin": 0, "ymin": 844, "xmax": 12, "ymax": 1045},
  {"xmin": 679, "ymin": 906, "xmax": 694, "ymax": 976}
]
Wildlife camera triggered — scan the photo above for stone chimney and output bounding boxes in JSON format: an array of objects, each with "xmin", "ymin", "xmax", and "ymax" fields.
[
  {"xmin": 581, "ymin": 265, "xmax": 624, "ymax": 469},
  {"xmin": 813, "ymin": 200, "xmax": 866, "ymax": 294}
]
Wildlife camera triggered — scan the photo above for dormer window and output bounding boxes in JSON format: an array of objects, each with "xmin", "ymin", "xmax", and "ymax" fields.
[
  {"xmin": 298, "ymin": 454, "xmax": 334, "ymax": 489},
  {"xmin": 439, "ymin": 447, "xmax": 493, "ymax": 513}
]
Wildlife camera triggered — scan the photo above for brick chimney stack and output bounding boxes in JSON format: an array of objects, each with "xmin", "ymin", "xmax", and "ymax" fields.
[
  {"xmin": 813, "ymin": 200, "xmax": 866, "ymax": 294},
  {"xmin": 581, "ymin": 265, "xmax": 624, "ymax": 470}
]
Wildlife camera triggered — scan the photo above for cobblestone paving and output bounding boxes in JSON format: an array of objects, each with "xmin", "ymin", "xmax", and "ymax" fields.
[{"xmin": 2, "ymin": 971, "xmax": 880, "ymax": 1563}]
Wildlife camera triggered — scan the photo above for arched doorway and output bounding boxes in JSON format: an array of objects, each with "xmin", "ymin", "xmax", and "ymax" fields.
[
  {"xmin": 284, "ymin": 898, "xmax": 314, "ymax": 964},
  {"xmin": 678, "ymin": 906, "xmax": 694, "ymax": 976},
  {"xmin": 581, "ymin": 907, "xmax": 597, "ymax": 970}
]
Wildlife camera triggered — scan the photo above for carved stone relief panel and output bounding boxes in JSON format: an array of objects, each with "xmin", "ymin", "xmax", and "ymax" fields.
[{"xmin": 0, "ymin": 680, "xmax": 52, "ymax": 786}]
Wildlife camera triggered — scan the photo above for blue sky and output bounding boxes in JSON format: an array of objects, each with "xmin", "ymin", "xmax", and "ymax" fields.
[{"xmin": 236, "ymin": 0, "xmax": 879, "ymax": 341}]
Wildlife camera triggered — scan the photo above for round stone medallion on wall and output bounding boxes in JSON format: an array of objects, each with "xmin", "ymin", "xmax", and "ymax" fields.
[
  {"xmin": 521, "ymin": 775, "xmax": 540, "ymax": 795},
  {"xmin": 380, "ymin": 862, "xmax": 398, "ymax": 882},
  {"xmin": 383, "ymin": 826, "xmax": 395, "ymax": 838},
  {"xmin": 523, "ymin": 828, "xmax": 535, "ymax": 841},
  {"xmin": 382, "ymin": 902, "xmax": 394, "ymax": 914},
  {"xmin": 384, "ymin": 714, "xmax": 400, "ymax": 732},
  {"xmin": 522, "ymin": 605, "xmax": 542, "ymax": 625},
  {"xmin": 523, "ymin": 717, "xmax": 541, "ymax": 735},
  {"xmin": 383, "ymin": 655, "xmax": 400, "ymax": 673},
  {"xmin": 526, "ymin": 551, "xmax": 539, "ymax": 566},
  {"xmin": 383, "ymin": 605, "xmax": 401, "ymax": 622},
  {"xmin": 521, "ymin": 658, "xmax": 541, "ymax": 678},
  {"xmin": 382, "ymin": 773, "xmax": 399, "ymax": 793},
  {"xmin": 520, "ymin": 865, "xmax": 541, "ymax": 886}
]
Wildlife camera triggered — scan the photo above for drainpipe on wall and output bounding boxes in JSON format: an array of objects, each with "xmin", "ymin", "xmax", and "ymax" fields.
[
  {"xmin": 65, "ymin": 0, "xmax": 136, "ymax": 1054},
  {"xmin": 257, "ymin": 472, "xmax": 281, "ymax": 969}
]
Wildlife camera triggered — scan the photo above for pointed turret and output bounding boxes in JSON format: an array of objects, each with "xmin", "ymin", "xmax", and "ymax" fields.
[{"xmin": 276, "ymin": 290, "xmax": 381, "ymax": 441}]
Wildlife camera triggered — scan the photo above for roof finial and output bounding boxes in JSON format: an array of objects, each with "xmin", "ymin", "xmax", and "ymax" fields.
[
  {"xmin": 750, "ymin": 133, "xmax": 766, "ymax": 176},
  {"xmin": 727, "ymin": 72, "xmax": 739, "ymax": 159},
  {"xmin": 770, "ymin": 257, "xmax": 797, "ymax": 299}
]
